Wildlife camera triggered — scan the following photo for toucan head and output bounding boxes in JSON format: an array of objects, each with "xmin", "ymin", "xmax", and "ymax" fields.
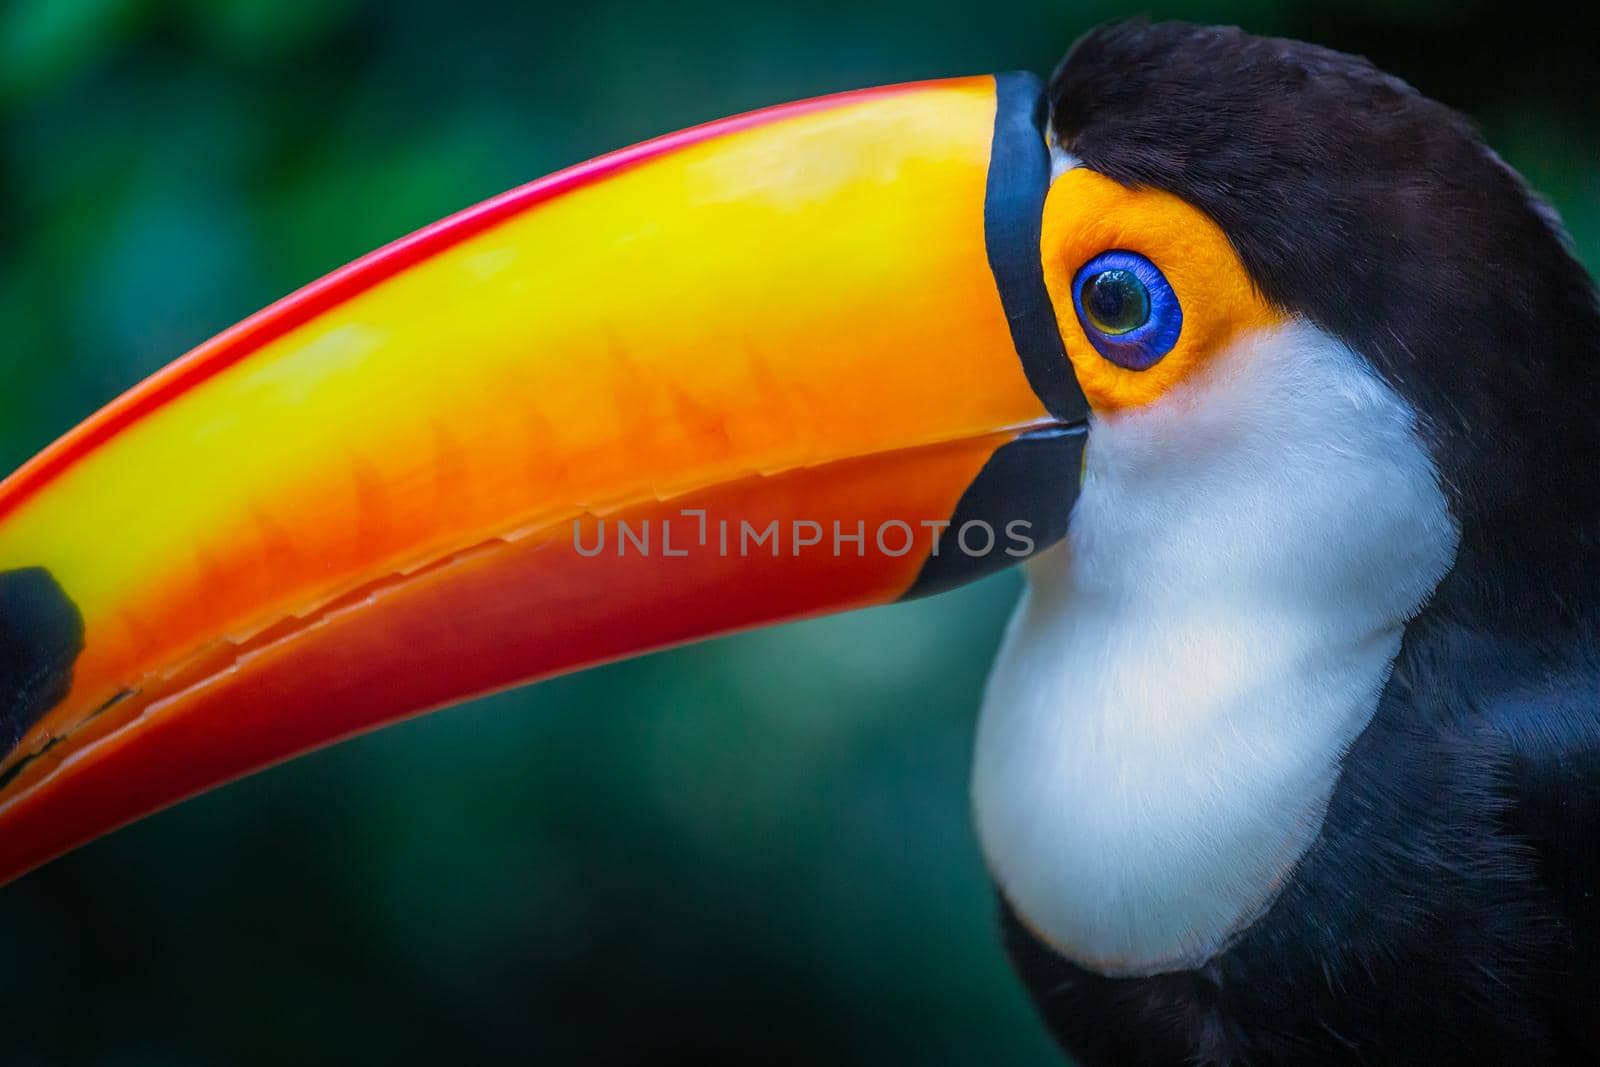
[{"xmin": 0, "ymin": 18, "xmax": 1594, "ymax": 922}]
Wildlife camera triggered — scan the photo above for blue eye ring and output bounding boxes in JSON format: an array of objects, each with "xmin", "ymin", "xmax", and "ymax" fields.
[{"xmin": 1071, "ymin": 250, "xmax": 1183, "ymax": 371}]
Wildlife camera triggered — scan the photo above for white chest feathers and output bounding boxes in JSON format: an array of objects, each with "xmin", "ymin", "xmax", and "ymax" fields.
[{"xmin": 972, "ymin": 321, "xmax": 1459, "ymax": 977}]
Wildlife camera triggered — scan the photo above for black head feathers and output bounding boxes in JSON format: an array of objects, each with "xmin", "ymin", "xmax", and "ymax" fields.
[{"xmin": 1050, "ymin": 20, "xmax": 1600, "ymax": 624}]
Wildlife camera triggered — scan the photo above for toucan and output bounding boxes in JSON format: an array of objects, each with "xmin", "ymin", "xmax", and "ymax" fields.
[{"xmin": 1, "ymin": 18, "xmax": 1596, "ymax": 1064}]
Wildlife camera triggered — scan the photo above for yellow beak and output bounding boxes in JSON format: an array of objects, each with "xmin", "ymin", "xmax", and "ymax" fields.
[{"xmin": 0, "ymin": 72, "xmax": 1084, "ymax": 882}]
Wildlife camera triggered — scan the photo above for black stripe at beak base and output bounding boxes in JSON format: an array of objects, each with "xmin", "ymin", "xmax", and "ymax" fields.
[{"xmin": 984, "ymin": 71, "xmax": 1088, "ymax": 426}]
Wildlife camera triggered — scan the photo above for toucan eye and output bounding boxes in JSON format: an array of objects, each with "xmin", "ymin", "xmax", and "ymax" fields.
[
  {"xmin": 1071, "ymin": 250, "xmax": 1182, "ymax": 371},
  {"xmin": 1082, "ymin": 270, "xmax": 1149, "ymax": 334}
]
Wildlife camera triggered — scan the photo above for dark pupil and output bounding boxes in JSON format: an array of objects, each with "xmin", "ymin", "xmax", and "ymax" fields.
[{"xmin": 1083, "ymin": 269, "xmax": 1150, "ymax": 335}]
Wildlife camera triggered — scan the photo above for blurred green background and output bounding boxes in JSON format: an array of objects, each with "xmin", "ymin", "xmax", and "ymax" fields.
[{"xmin": 0, "ymin": 1, "xmax": 1593, "ymax": 1062}]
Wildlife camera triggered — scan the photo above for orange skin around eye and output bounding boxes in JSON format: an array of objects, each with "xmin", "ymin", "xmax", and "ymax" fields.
[{"xmin": 1040, "ymin": 168, "xmax": 1284, "ymax": 412}]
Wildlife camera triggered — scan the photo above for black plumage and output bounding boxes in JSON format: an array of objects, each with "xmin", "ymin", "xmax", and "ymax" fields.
[{"xmin": 1004, "ymin": 21, "xmax": 1600, "ymax": 1064}]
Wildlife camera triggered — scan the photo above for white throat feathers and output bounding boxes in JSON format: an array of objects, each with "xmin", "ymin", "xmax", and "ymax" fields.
[{"xmin": 972, "ymin": 320, "xmax": 1460, "ymax": 976}]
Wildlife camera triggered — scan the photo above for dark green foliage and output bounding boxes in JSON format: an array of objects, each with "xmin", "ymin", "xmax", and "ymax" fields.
[{"xmin": 0, "ymin": 2, "xmax": 1593, "ymax": 1061}]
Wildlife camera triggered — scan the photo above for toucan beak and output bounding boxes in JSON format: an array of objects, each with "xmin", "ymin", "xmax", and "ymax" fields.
[{"xmin": 0, "ymin": 73, "xmax": 1085, "ymax": 882}]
